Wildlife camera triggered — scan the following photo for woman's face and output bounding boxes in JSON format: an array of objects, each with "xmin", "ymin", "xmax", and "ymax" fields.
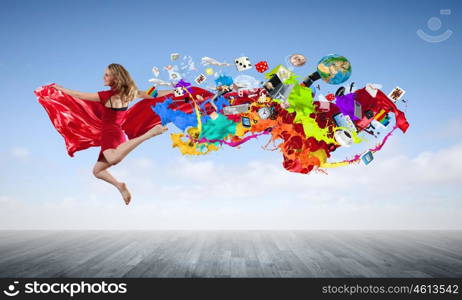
[{"xmin": 103, "ymin": 68, "xmax": 115, "ymax": 86}]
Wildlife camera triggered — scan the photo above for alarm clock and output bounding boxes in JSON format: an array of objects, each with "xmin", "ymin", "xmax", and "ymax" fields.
[{"xmin": 258, "ymin": 107, "xmax": 272, "ymax": 119}]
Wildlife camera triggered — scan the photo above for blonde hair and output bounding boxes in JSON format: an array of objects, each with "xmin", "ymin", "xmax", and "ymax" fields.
[{"xmin": 108, "ymin": 63, "xmax": 138, "ymax": 105}]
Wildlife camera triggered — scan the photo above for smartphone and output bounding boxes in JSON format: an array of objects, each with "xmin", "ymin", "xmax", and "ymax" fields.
[
  {"xmin": 354, "ymin": 101, "xmax": 362, "ymax": 119},
  {"xmin": 242, "ymin": 117, "xmax": 251, "ymax": 128}
]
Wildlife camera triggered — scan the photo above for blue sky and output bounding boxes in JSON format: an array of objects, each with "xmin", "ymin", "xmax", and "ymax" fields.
[{"xmin": 0, "ymin": 0, "xmax": 461, "ymax": 229}]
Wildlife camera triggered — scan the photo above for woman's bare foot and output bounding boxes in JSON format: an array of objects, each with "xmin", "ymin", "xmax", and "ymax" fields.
[
  {"xmin": 118, "ymin": 182, "xmax": 131, "ymax": 205},
  {"xmin": 145, "ymin": 124, "xmax": 168, "ymax": 139}
]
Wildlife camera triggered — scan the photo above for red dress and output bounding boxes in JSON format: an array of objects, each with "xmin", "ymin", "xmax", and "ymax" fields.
[
  {"xmin": 34, "ymin": 84, "xmax": 215, "ymax": 159},
  {"xmin": 96, "ymin": 89, "xmax": 127, "ymax": 162}
]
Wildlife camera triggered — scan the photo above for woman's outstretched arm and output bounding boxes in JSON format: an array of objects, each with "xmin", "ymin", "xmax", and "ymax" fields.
[
  {"xmin": 53, "ymin": 84, "xmax": 100, "ymax": 102},
  {"xmin": 137, "ymin": 89, "xmax": 173, "ymax": 99}
]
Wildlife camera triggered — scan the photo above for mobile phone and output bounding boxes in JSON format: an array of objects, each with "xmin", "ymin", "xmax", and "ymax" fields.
[
  {"xmin": 242, "ymin": 117, "xmax": 251, "ymax": 128},
  {"xmin": 354, "ymin": 100, "xmax": 362, "ymax": 119}
]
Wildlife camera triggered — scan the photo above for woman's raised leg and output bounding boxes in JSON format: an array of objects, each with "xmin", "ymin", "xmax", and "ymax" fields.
[{"xmin": 103, "ymin": 124, "xmax": 168, "ymax": 166}]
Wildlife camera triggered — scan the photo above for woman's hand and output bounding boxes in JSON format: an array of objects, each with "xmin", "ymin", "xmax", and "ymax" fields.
[{"xmin": 157, "ymin": 89, "xmax": 174, "ymax": 97}]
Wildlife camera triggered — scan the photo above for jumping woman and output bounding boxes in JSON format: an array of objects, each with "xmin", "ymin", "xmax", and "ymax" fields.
[{"xmin": 52, "ymin": 63, "xmax": 172, "ymax": 205}]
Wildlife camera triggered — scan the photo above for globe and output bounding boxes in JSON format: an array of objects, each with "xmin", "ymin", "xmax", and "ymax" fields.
[{"xmin": 317, "ymin": 54, "xmax": 352, "ymax": 85}]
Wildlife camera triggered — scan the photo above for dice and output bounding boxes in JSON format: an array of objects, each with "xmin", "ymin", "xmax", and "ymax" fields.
[
  {"xmin": 326, "ymin": 93, "xmax": 335, "ymax": 101},
  {"xmin": 174, "ymin": 87, "xmax": 185, "ymax": 97},
  {"xmin": 255, "ymin": 61, "xmax": 269, "ymax": 73},
  {"xmin": 234, "ymin": 56, "xmax": 252, "ymax": 71}
]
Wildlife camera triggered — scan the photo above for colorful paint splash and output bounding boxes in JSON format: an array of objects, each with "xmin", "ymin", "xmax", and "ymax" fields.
[{"xmin": 145, "ymin": 55, "xmax": 409, "ymax": 174}]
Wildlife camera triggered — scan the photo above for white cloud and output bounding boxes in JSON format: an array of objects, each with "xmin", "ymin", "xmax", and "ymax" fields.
[
  {"xmin": 0, "ymin": 193, "xmax": 461, "ymax": 230},
  {"xmin": 10, "ymin": 147, "xmax": 31, "ymax": 161},
  {"xmin": 429, "ymin": 118, "xmax": 462, "ymax": 139},
  {"xmin": 1, "ymin": 143, "xmax": 462, "ymax": 230}
]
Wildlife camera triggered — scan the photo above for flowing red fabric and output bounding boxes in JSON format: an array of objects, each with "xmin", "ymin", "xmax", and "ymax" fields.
[
  {"xmin": 34, "ymin": 84, "xmax": 214, "ymax": 157},
  {"xmin": 354, "ymin": 88, "xmax": 410, "ymax": 133}
]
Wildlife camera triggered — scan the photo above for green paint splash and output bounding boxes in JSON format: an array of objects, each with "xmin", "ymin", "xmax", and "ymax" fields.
[{"xmin": 283, "ymin": 76, "xmax": 362, "ymax": 145}]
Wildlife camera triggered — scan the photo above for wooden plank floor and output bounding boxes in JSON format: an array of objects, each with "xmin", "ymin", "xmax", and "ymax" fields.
[{"xmin": 0, "ymin": 231, "xmax": 461, "ymax": 278}]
